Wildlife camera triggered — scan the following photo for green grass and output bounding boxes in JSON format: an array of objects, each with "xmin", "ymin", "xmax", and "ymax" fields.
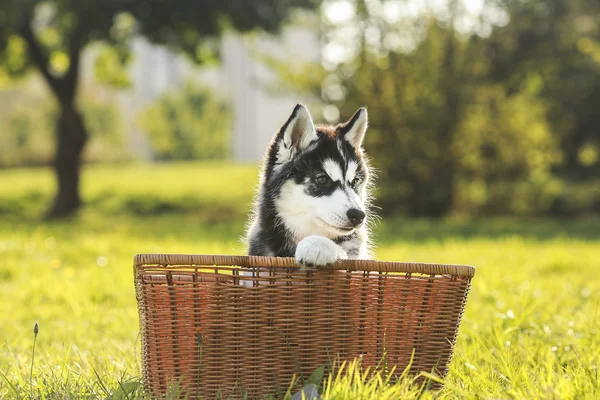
[{"xmin": 1, "ymin": 162, "xmax": 599, "ymax": 399}]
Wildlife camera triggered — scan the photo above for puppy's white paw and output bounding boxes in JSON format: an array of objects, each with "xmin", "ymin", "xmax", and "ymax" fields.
[{"xmin": 295, "ymin": 235, "xmax": 347, "ymax": 267}]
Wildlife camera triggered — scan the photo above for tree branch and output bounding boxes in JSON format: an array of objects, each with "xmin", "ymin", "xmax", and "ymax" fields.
[{"xmin": 19, "ymin": 13, "xmax": 65, "ymax": 103}]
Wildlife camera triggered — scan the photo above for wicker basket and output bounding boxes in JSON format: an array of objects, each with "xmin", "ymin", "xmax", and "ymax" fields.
[{"xmin": 134, "ymin": 254, "xmax": 474, "ymax": 399}]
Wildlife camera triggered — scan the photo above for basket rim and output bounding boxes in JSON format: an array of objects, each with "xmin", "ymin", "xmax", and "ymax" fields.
[{"xmin": 134, "ymin": 253, "xmax": 475, "ymax": 277}]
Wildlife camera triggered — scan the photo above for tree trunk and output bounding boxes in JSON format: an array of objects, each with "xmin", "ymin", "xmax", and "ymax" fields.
[
  {"xmin": 20, "ymin": 14, "xmax": 86, "ymax": 219},
  {"xmin": 46, "ymin": 106, "xmax": 88, "ymax": 219}
]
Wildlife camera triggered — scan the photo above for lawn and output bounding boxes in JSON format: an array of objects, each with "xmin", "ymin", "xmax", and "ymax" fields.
[{"xmin": 1, "ymin": 162, "xmax": 599, "ymax": 399}]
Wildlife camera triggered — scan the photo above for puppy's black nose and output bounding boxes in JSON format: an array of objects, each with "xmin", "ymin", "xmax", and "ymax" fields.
[{"xmin": 347, "ymin": 209, "xmax": 366, "ymax": 226}]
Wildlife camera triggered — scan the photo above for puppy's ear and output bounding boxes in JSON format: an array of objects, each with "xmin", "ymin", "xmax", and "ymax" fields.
[
  {"xmin": 340, "ymin": 107, "xmax": 368, "ymax": 149},
  {"xmin": 277, "ymin": 104, "xmax": 318, "ymax": 162}
]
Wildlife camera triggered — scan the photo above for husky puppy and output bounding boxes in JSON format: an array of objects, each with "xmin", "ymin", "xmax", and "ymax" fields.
[{"xmin": 246, "ymin": 104, "xmax": 373, "ymax": 267}]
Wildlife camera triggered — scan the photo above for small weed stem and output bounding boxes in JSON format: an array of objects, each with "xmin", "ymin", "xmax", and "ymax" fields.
[{"xmin": 30, "ymin": 322, "xmax": 39, "ymax": 398}]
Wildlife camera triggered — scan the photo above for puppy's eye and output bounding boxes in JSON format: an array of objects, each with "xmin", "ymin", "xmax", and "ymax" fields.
[
  {"xmin": 315, "ymin": 175, "xmax": 329, "ymax": 185},
  {"xmin": 351, "ymin": 177, "xmax": 361, "ymax": 188}
]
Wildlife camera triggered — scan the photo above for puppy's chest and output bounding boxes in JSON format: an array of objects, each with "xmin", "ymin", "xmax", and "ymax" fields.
[{"xmin": 333, "ymin": 232, "xmax": 364, "ymax": 258}]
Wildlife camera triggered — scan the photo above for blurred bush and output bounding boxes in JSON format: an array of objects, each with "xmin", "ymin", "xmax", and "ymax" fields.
[
  {"xmin": 0, "ymin": 89, "xmax": 54, "ymax": 167},
  {"xmin": 0, "ymin": 86, "xmax": 129, "ymax": 167},
  {"xmin": 550, "ymin": 180, "xmax": 600, "ymax": 216},
  {"xmin": 136, "ymin": 82, "xmax": 231, "ymax": 161},
  {"xmin": 453, "ymin": 80, "xmax": 562, "ymax": 216},
  {"xmin": 82, "ymin": 94, "xmax": 129, "ymax": 163}
]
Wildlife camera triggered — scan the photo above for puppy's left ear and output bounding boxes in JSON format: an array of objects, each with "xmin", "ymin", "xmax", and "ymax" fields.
[{"xmin": 340, "ymin": 107, "xmax": 368, "ymax": 149}]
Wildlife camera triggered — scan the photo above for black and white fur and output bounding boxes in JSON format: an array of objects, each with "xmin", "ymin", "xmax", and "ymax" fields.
[{"xmin": 246, "ymin": 104, "xmax": 374, "ymax": 267}]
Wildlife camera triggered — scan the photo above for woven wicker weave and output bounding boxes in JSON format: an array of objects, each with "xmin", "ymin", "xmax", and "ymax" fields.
[{"xmin": 134, "ymin": 254, "xmax": 474, "ymax": 399}]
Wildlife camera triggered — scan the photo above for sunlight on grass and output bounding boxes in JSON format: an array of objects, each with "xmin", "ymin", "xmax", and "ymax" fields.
[{"xmin": 1, "ymin": 162, "xmax": 599, "ymax": 398}]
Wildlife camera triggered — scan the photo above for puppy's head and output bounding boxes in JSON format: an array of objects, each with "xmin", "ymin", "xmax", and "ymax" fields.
[{"xmin": 265, "ymin": 104, "xmax": 371, "ymax": 240}]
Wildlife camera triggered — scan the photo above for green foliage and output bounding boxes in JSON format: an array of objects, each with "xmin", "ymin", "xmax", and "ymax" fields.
[
  {"xmin": 92, "ymin": 44, "xmax": 132, "ymax": 88},
  {"xmin": 137, "ymin": 83, "xmax": 232, "ymax": 161},
  {"xmin": 453, "ymin": 80, "xmax": 563, "ymax": 215},
  {"xmin": 0, "ymin": 163, "xmax": 599, "ymax": 399}
]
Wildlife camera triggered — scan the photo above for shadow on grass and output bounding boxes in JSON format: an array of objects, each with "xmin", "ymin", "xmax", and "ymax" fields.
[
  {"xmin": 2, "ymin": 191, "xmax": 599, "ymax": 243},
  {"xmin": 0, "ymin": 190, "xmax": 248, "ymax": 222},
  {"xmin": 0, "ymin": 190, "xmax": 249, "ymax": 247}
]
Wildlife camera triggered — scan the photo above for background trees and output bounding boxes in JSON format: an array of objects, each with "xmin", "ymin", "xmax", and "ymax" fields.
[{"xmin": 1, "ymin": 0, "xmax": 599, "ymax": 218}]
